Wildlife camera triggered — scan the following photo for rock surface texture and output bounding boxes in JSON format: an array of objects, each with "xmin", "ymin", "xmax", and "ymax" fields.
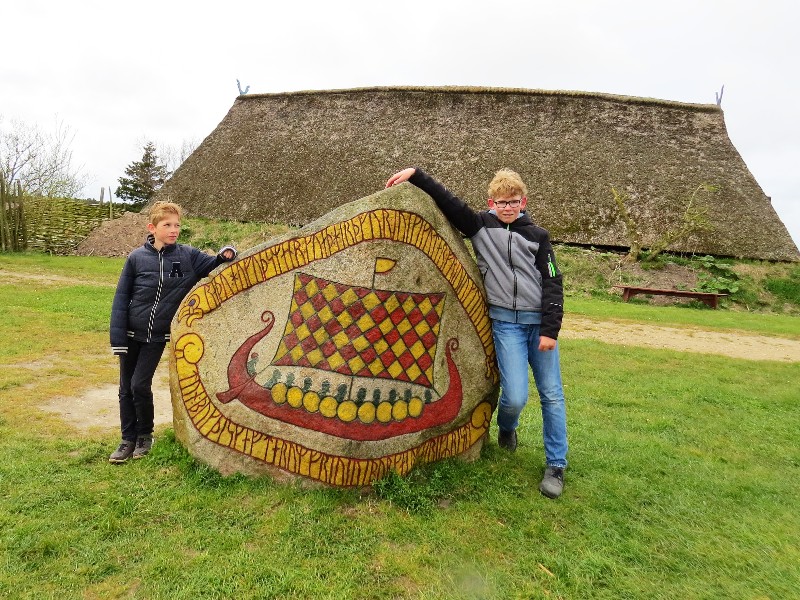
[{"xmin": 169, "ymin": 184, "xmax": 499, "ymax": 486}]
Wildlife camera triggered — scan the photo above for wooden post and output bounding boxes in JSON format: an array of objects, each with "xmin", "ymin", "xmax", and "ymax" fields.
[
  {"xmin": 11, "ymin": 181, "xmax": 25, "ymax": 252},
  {"xmin": 97, "ymin": 187, "xmax": 105, "ymax": 229},
  {"xmin": 0, "ymin": 177, "xmax": 8, "ymax": 251},
  {"xmin": 16, "ymin": 182, "xmax": 26, "ymax": 250}
]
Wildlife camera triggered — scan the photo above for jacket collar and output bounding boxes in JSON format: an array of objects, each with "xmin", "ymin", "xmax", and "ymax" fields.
[{"xmin": 145, "ymin": 234, "xmax": 177, "ymax": 254}]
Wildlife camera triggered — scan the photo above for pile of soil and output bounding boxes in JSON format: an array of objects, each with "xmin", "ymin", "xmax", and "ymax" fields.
[{"xmin": 75, "ymin": 211, "xmax": 149, "ymax": 257}]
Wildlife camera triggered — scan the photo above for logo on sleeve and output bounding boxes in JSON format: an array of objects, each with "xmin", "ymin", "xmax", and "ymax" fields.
[
  {"xmin": 547, "ymin": 254, "xmax": 558, "ymax": 277},
  {"xmin": 169, "ymin": 262, "xmax": 185, "ymax": 278}
]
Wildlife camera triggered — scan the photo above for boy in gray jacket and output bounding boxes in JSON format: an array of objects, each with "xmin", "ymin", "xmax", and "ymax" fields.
[{"xmin": 387, "ymin": 168, "xmax": 567, "ymax": 498}]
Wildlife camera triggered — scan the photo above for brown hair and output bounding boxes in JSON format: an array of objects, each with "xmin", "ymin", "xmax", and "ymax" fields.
[
  {"xmin": 488, "ymin": 168, "xmax": 527, "ymax": 198},
  {"xmin": 148, "ymin": 200, "xmax": 182, "ymax": 226}
]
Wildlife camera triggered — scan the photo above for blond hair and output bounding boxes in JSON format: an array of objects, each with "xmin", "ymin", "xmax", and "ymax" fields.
[
  {"xmin": 488, "ymin": 168, "xmax": 527, "ymax": 198},
  {"xmin": 148, "ymin": 200, "xmax": 182, "ymax": 225}
]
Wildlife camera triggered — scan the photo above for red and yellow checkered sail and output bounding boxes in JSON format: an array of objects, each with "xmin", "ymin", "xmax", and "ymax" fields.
[
  {"xmin": 271, "ymin": 272, "xmax": 444, "ymax": 387},
  {"xmin": 216, "ymin": 268, "xmax": 464, "ymax": 441}
]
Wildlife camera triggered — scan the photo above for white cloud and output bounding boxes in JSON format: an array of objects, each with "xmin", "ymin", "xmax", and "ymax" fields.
[{"xmin": 2, "ymin": 0, "xmax": 798, "ymax": 247}]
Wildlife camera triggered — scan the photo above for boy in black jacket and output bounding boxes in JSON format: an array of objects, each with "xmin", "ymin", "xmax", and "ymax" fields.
[
  {"xmin": 108, "ymin": 201, "xmax": 236, "ymax": 463},
  {"xmin": 387, "ymin": 168, "xmax": 568, "ymax": 498}
]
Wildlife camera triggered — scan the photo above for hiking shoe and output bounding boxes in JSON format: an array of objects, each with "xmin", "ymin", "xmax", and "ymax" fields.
[
  {"xmin": 539, "ymin": 466, "xmax": 565, "ymax": 499},
  {"xmin": 497, "ymin": 429, "xmax": 517, "ymax": 452},
  {"xmin": 109, "ymin": 440, "xmax": 136, "ymax": 464},
  {"xmin": 131, "ymin": 435, "xmax": 153, "ymax": 459}
]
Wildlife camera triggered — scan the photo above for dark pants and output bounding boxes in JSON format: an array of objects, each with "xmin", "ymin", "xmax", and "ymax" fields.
[{"xmin": 118, "ymin": 339, "xmax": 166, "ymax": 441}]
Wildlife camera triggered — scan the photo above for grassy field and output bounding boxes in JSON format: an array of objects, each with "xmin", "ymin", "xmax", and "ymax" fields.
[{"xmin": 1, "ymin": 252, "xmax": 799, "ymax": 599}]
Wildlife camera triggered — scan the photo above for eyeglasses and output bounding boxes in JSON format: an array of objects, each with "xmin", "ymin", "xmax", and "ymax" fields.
[{"xmin": 493, "ymin": 199, "xmax": 522, "ymax": 209}]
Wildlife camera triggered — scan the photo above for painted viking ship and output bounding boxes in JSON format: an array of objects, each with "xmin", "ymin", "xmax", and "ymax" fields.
[{"xmin": 217, "ymin": 264, "xmax": 463, "ymax": 441}]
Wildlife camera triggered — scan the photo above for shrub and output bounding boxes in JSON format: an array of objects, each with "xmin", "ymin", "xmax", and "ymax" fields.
[{"xmin": 765, "ymin": 266, "xmax": 800, "ymax": 305}]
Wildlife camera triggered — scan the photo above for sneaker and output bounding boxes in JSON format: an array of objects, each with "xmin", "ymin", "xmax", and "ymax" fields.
[
  {"xmin": 109, "ymin": 440, "xmax": 136, "ymax": 464},
  {"xmin": 539, "ymin": 466, "xmax": 565, "ymax": 499},
  {"xmin": 497, "ymin": 429, "xmax": 517, "ymax": 452},
  {"xmin": 131, "ymin": 435, "xmax": 153, "ymax": 459}
]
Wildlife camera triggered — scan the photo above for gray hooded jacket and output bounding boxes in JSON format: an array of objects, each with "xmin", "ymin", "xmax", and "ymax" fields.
[{"xmin": 408, "ymin": 169, "xmax": 563, "ymax": 339}]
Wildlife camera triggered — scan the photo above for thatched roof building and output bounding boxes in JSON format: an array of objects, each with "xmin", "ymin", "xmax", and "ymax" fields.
[{"xmin": 158, "ymin": 86, "xmax": 799, "ymax": 261}]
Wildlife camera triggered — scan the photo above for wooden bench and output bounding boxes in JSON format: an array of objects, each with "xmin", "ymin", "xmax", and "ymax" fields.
[{"xmin": 613, "ymin": 285, "xmax": 728, "ymax": 309}]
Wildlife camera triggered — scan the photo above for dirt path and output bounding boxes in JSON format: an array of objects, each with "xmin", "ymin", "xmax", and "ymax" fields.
[
  {"xmin": 43, "ymin": 360, "xmax": 173, "ymax": 433},
  {"xmin": 562, "ymin": 317, "xmax": 800, "ymax": 362},
  {"xmin": 0, "ymin": 269, "xmax": 115, "ymax": 287},
  {"xmin": 43, "ymin": 318, "xmax": 800, "ymax": 433}
]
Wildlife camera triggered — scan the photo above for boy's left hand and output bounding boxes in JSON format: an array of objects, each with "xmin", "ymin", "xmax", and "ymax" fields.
[
  {"xmin": 386, "ymin": 168, "xmax": 416, "ymax": 188},
  {"xmin": 539, "ymin": 336, "xmax": 557, "ymax": 351}
]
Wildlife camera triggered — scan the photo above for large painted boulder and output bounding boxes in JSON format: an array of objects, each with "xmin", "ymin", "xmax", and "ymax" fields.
[{"xmin": 169, "ymin": 184, "xmax": 499, "ymax": 487}]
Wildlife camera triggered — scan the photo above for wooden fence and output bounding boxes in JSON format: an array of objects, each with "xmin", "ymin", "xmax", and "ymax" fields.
[
  {"xmin": 1, "ymin": 178, "xmax": 125, "ymax": 254},
  {"xmin": 0, "ymin": 179, "xmax": 26, "ymax": 251}
]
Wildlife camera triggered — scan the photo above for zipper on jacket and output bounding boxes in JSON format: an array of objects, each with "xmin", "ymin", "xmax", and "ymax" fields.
[
  {"xmin": 507, "ymin": 223, "xmax": 518, "ymax": 310},
  {"xmin": 146, "ymin": 250, "xmax": 165, "ymax": 342}
]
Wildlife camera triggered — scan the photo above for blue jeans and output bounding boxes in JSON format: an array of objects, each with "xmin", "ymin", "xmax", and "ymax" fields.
[{"xmin": 492, "ymin": 319, "xmax": 568, "ymax": 468}]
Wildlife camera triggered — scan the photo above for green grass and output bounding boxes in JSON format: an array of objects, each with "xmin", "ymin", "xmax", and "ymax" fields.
[
  {"xmin": 765, "ymin": 264, "xmax": 800, "ymax": 304},
  {"xmin": 566, "ymin": 296, "xmax": 800, "ymax": 339},
  {"xmin": 0, "ymin": 251, "xmax": 125, "ymax": 282},
  {"xmin": 1, "ymin": 253, "xmax": 798, "ymax": 599},
  {"xmin": 180, "ymin": 217, "xmax": 295, "ymax": 252}
]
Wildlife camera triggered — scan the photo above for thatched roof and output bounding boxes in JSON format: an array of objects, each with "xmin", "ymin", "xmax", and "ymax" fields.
[{"xmin": 157, "ymin": 86, "xmax": 799, "ymax": 261}]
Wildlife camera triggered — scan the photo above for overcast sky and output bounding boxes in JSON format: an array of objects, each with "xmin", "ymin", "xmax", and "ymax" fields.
[{"xmin": 3, "ymin": 0, "xmax": 799, "ymax": 248}]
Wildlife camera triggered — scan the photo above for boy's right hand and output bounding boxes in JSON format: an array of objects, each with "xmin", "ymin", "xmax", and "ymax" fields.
[{"xmin": 386, "ymin": 168, "xmax": 416, "ymax": 188}]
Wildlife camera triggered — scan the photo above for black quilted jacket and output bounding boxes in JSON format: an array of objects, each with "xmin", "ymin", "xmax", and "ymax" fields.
[{"xmin": 110, "ymin": 235, "xmax": 235, "ymax": 353}]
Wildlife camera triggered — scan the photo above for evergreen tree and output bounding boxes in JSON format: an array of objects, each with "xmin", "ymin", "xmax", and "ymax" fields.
[{"xmin": 115, "ymin": 142, "xmax": 171, "ymax": 210}]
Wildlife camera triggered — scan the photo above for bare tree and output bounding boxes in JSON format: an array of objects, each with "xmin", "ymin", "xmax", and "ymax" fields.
[
  {"xmin": 140, "ymin": 136, "xmax": 199, "ymax": 175},
  {"xmin": 611, "ymin": 183, "xmax": 717, "ymax": 262},
  {"xmin": 0, "ymin": 116, "xmax": 89, "ymax": 197},
  {"xmin": 611, "ymin": 186, "xmax": 643, "ymax": 261}
]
